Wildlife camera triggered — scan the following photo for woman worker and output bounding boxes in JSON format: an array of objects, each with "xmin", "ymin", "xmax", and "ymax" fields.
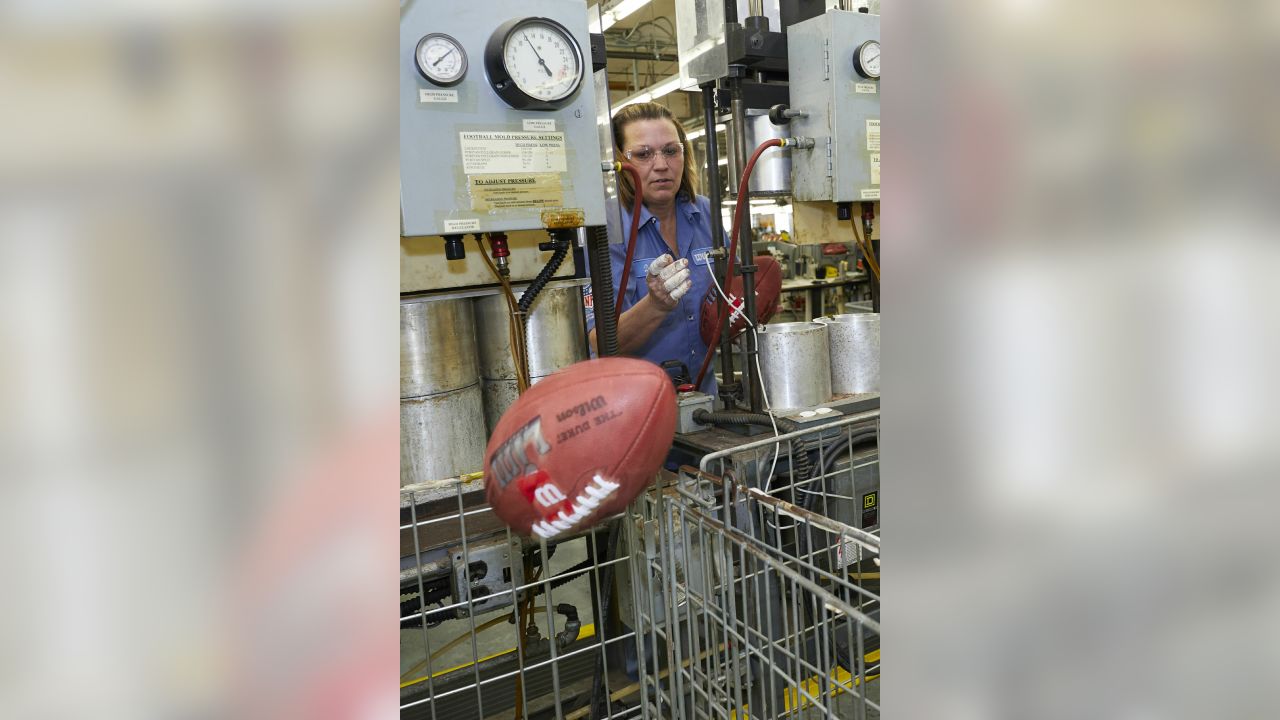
[{"xmin": 586, "ymin": 102, "xmax": 723, "ymax": 395}]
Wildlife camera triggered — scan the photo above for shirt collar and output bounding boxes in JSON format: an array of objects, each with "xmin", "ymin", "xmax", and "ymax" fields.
[{"xmin": 632, "ymin": 195, "xmax": 700, "ymax": 227}]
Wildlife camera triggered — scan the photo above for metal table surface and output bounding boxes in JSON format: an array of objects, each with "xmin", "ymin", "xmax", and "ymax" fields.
[
  {"xmin": 779, "ymin": 273, "xmax": 870, "ymax": 320},
  {"xmin": 671, "ymin": 392, "xmax": 880, "ymax": 461}
]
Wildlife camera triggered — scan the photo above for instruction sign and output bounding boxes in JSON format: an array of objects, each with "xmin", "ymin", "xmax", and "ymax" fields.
[
  {"xmin": 460, "ymin": 132, "xmax": 568, "ymax": 175},
  {"xmin": 469, "ymin": 174, "xmax": 564, "ymax": 210},
  {"xmin": 865, "ymin": 119, "xmax": 880, "ymax": 152},
  {"xmin": 870, "ymin": 153, "xmax": 880, "ymax": 185}
]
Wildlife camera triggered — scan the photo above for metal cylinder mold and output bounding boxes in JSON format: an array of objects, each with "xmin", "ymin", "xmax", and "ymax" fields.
[
  {"xmin": 726, "ymin": 109, "xmax": 793, "ymax": 196},
  {"xmin": 401, "ymin": 384, "xmax": 487, "ymax": 485},
  {"xmin": 823, "ymin": 313, "xmax": 880, "ymax": 394},
  {"xmin": 756, "ymin": 321, "xmax": 832, "ymax": 410},
  {"xmin": 474, "ymin": 280, "xmax": 588, "ymax": 431},
  {"xmin": 401, "ymin": 297, "xmax": 480, "ymax": 398},
  {"xmin": 481, "ymin": 375, "xmax": 560, "ymax": 435},
  {"xmin": 400, "ymin": 297, "xmax": 484, "ymax": 486}
]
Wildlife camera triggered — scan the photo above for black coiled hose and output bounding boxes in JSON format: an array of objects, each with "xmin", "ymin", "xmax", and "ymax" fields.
[
  {"xmin": 518, "ymin": 235, "xmax": 570, "ymax": 314},
  {"xmin": 691, "ymin": 410, "xmax": 811, "ymax": 485},
  {"xmin": 693, "ymin": 409, "xmax": 800, "ymax": 433},
  {"xmin": 586, "ymin": 225, "xmax": 619, "ymax": 356}
]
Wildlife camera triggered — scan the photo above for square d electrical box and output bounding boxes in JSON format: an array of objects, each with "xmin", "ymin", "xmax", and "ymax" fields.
[
  {"xmin": 786, "ymin": 10, "xmax": 880, "ymax": 203},
  {"xmin": 400, "ymin": 0, "xmax": 607, "ymax": 237}
]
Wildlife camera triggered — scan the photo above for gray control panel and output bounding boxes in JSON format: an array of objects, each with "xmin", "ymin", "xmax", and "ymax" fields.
[
  {"xmin": 400, "ymin": 0, "xmax": 607, "ymax": 236},
  {"xmin": 786, "ymin": 10, "xmax": 881, "ymax": 203}
]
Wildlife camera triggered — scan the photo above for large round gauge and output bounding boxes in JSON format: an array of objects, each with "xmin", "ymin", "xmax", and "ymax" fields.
[
  {"xmin": 484, "ymin": 17, "xmax": 585, "ymax": 110},
  {"xmin": 854, "ymin": 40, "xmax": 880, "ymax": 80},
  {"xmin": 416, "ymin": 33, "xmax": 468, "ymax": 87}
]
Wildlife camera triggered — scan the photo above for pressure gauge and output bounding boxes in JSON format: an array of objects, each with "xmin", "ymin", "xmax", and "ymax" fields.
[
  {"xmin": 416, "ymin": 33, "xmax": 468, "ymax": 87},
  {"xmin": 484, "ymin": 17, "xmax": 585, "ymax": 110},
  {"xmin": 854, "ymin": 40, "xmax": 880, "ymax": 80}
]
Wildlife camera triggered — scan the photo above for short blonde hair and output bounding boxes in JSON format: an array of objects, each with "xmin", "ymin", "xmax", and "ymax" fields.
[{"xmin": 612, "ymin": 102, "xmax": 701, "ymax": 209}]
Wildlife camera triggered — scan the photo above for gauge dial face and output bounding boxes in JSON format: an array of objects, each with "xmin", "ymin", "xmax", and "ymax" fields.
[
  {"xmin": 416, "ymin": 33, "xmax": 467, "ymax": 86},
  {"xmin": 502, "ymin": 20, "xmax": 582, "ymax": 103},
  {"xmin": 855, "ymin": 40, "xmax": 880, "ymax": 79}
]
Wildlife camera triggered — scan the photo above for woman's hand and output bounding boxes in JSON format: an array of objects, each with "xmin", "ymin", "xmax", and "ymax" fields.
[{"xmin": 645, "ymin": 254, "xmax": 692, "ymax": 311}]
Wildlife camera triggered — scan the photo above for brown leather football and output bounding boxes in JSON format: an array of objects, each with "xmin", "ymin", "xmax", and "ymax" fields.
[
  {"xmin": 484, "ymin": 357, "xmax": 676, "ymax": 538},
  {"xmin": 700, "ymin": 255, "xmax": 782, "ymax": 346}
]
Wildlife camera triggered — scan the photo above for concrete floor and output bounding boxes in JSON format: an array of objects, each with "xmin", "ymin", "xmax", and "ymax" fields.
[
  {"xmin": 401, "ymin": 537, "xmax": 597, "ymax": 682},
  {"xmin": 798, "ymin": 679, "xmax": 880, "ymax": 720}
]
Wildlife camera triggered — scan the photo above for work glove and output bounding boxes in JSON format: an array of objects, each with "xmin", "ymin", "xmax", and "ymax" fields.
[{"xmin": 645, "ymin": 254, "xmax": 692, "ymax": 310}]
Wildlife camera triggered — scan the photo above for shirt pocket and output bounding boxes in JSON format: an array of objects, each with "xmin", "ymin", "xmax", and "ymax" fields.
[
  {"xmin": 625, "ymin": 257, "xmax": 656, "ymax": 305},
  {"xmin": 630, "ymin": 257, "xmax": 657, "ymax": 278}
]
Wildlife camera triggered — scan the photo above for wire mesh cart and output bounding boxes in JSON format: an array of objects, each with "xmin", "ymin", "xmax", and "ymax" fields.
[
  {"xmin": 400, "ymin": 469, "xmax": 655, "ymax": 720},
  {"xmin": 399, "ymin": 410, "xmax": 879, "ymax": 720},
  {"xmin": 622, "ymin": 411, "xmax": 880, "ymax": 719}
]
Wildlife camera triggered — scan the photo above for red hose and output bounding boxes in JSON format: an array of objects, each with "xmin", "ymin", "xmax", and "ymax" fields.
[
  {"xmin": 614, "ymin": 163, "xmax": 645, "ymax": 324},
  {"xmin": 693, "ymin": 138, "xmax": 785, "ymax": 389}
]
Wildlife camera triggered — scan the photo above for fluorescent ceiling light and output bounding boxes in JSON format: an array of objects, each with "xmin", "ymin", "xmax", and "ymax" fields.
[
  {"xmin": 597, "ymin": 0, "xmax": 651, "ymax": 32},
  {"xmin": 611, "ymin": 93, "xmax": 651, "ymax": 115},
  {"xmin": 686, "ymin": 123, "xmax": 726, "ymax": 141},
  {"xmin": 610, "ymin": 74, "xmax": 689, "ymax": 116},
  {"xmin": 647, "ymin": 75, "xmax": 682, "ymax": 100}
]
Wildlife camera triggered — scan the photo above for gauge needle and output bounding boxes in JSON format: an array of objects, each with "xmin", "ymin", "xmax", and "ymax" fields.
[
  {"xmin": 524, "ymin": 32, "xmax": 553, "ymax": 77},
  {"xmin": 432, "ymin": 48, "xmax": 455, "ymax": 67}
]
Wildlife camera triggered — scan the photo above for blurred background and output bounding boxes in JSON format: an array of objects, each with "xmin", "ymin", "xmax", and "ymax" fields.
[
  {"xmin": 2, "ymin": 0, "xmax": 1279, "ymax": 717},
  {"xmin": 885, "ymin": 0, "xmax": 1280, "ymax": 717},
  {"xmin": 0, "ymin": 2, "xmax": 399, "ymax": 718}
]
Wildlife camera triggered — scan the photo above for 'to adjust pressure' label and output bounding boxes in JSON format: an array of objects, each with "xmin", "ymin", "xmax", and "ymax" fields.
[{"xmin": 469, "ymin": 174, "xmax": 564, "ymax": 210}]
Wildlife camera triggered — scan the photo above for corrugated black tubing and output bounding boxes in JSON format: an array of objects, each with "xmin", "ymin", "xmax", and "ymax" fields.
[
  {"xmin": 586, "ymin": 225, "xmax": 619, "ymax": 356},
  {"xmin": 518, "ymin": 238, "xmax": 570, "ymax": 314}
]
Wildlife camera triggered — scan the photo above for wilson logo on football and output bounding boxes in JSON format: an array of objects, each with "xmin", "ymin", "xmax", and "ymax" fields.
[
  {"xmin": 489, "ymin": 417, "xmax": 550, "ymax": 489},
  {"xmin": 532, "ymin": 483, "xmax": 567, "ymax": 508}
]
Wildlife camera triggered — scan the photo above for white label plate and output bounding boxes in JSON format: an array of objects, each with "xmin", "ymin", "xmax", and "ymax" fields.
[
  {"xmin": 855, "ymin": 83, "xmax": 878, "ymax": 94},
  {"xmin": 522, "ymin": 119, "xmax": 556, "ymax": 132},
  {"xmin": 442, "ymin": 218, "xmax": 481, "ymax": 233},
  {"xmin": 420, "ymin": 88, "xmax": 459, "ymax": 103}
]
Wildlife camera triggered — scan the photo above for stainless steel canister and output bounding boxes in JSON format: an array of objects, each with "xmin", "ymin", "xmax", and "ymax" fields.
[
  {"xmin": 822, "ymin": 312, "xmax": 880, "ymax": 394},
  {"xmin": 400, "ymin": 384, "xmax": 487, "ymax": 485},
  {"xmin": 400, "ymin": 296, "xmax": 485, "ymax": 486},
  {"xmin": 474, "ymin": 280, "xmax": 588, "ymax": 380},
  {"xmin": 473, "ymin": 280, "xmax": 588, "ymax": 432},
  {"xmin": 401, "ymin": 296, "xmax": 479, "ymax": 399},
  {"xmin": 726, "ymin": 109, "xmax": 793, "ymax": 196},
  {"xmin": 482, "ymin": 375, "xmax": 559, "ymax": 435},
  {"xmin": 756, "ymin": 321, "xmax": 832, "ymax": 410}
]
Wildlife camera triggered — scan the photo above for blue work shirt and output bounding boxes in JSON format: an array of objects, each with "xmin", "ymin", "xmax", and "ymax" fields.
[{"xmin": 584, "ymin": 194, "xmax": 725, "ymax": 396}]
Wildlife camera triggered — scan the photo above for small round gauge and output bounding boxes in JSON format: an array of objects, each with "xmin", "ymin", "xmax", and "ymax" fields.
[
  {"xmin": 485, "ymin": 17, "xmax": 584, "ymax": 110},
  {"xmin": 854, "ymin": 39, "xmax": 880, "ymax": 79},
  {"xmin": 416, "ymin": 33, "xmax": 468, "ymax": 87}
]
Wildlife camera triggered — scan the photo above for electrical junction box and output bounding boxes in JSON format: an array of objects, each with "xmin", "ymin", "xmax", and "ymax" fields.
[
  {"xmin": 675, "ymin": 391, "xmax": 715, "ymax": 434},
  {"xmin": 400, "ymin": 0, "xmax": 607, "ymax": 237},
  {"xmin": 786, "ymin": 10, "xmax": 880, "ymax": 203},
  {"xmin": 449, "ymin": 538, "xmax": 523, "ymax": 618}
]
